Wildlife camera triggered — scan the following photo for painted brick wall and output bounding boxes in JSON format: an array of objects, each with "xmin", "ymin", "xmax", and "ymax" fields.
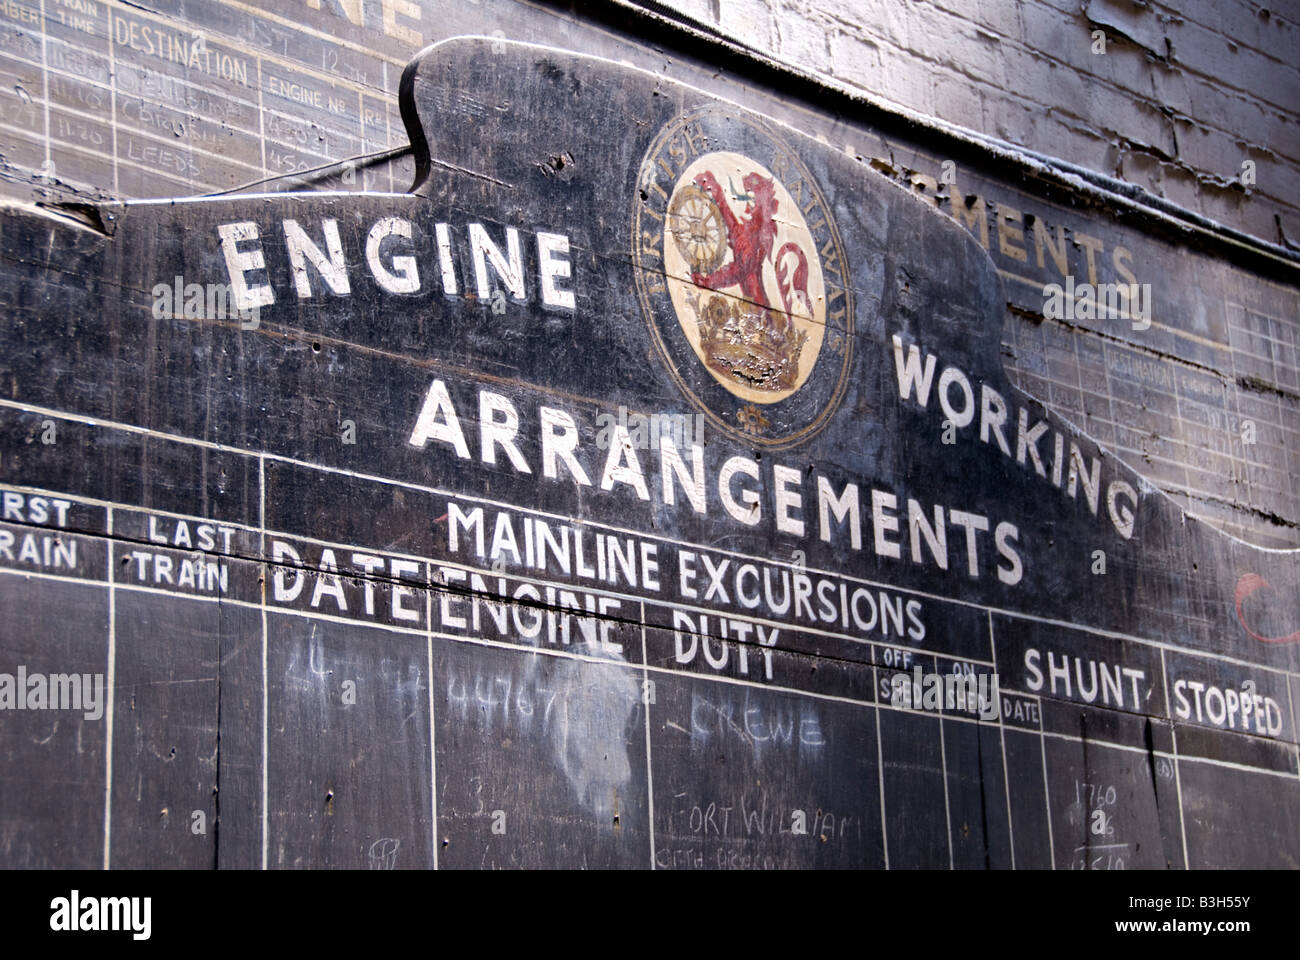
[{"xmin": 659, "ymin": 0, "xmax": 1298, "ymax": 252}]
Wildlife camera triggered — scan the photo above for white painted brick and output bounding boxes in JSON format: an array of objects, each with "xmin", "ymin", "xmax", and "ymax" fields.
[
  {"xmin": 922, "ymin": 0, "xmax": 984, "ymax": 25},
  {"xmin": 906, "ymin": 2, "xmax": 1006, "ymax": 87},
  {"xmin": 715, "ymin": 0, "xmax": 776, "ymax": 50},
  {"xmin": 1085, "ymin": 82, "xmax": 1178, "ymax": 156},
  {"xmin": 1021, "ymin": 0, "xmax": 1098, "ymax": 73},
  {"xmin": 1149, "ymin": 64, "xmax": 1194, "ymax": 117},
  {"xmin": 1230, "ymin": 54, "xmax": 1300, "ymax": 115},
  {"xmin": 1032, "ymin": 56, "xmax": 1093, "ymax": 121},
  {"xmin": 997, "ymin": 43, "xmax": 1058, "ymax": 105},
  {"xmin": 661, "ymin": 0, "xmax": 717, "ymax": 25},
  {"xmin": 820, "ymin": 1, "xmax": 910, "ymax": 48},
  {"xmin": 1090, "ymin": 40, "xmax": 1161, "ymax": 100},
  {"xmin": 1254, "ymin": 159, "xmax": 1300, "ymax": 216},
  {"xmin": 773, "ymin": 3, "xmax": 832, "ymax": 73},
  {"xmin": 1039, "ymin": 113, "xmax": 1117, "ymax": 172},
  {"xmin": 1198, "ymin": 188, "xmax": 1266, "ymax": 240},
  {"xmin": 652, "ymin": 0, "xmax": 1296, "ymax": 246},
  {"xmin": 981, "ymin": 91, "xmax": 1040, "ymax": 147},
  {"xmin": 874, "ymin": 43, "xmax": 936, "ymax": 115},
  {"xmin": 1119, "ymin": 149, "xmax": 1172, "ymax": 198},
  {"xmin": 827, "ymin": 28, "xmax": 881, "ymax": 85},
  {"xmin": 1231, "ymin": 102, "xmax": 1291, "ymax": 161},
  {"xmin": 974, "ymin": 0, "xmax": 1025, "ymax": 39},
  {"xmin": 1159, "ymin": 167, "xmax": 1204, "ymax": 214},
  {"xmin": 1163, "ymin": 13, "xmax": 1238, "ymax": 75},
  {"xmin": 932, "ymin": 69, "xmax": 986, "ymax": 129},
  {"xmin": 1033, "ymin": 0, "xmax": 1086, "ymax": 14},
  {"xmin": 1165, "ymin": 14, "xmax": 1300, "ymax": 111},
  {"xmin": 1185, "ymin": 84, "xmax": 1288, "ymax": 159},
  {"xmin": 1165, "ymin": 0, "xmax": 1300, "ymax": 69},
  {"xmin": 1175, "ymin": 120, "xmax": 1252, "ymax": 180},
  {"xmin": 1084, "ymin": 0, "xmax": 1167, "ymax": 57}
]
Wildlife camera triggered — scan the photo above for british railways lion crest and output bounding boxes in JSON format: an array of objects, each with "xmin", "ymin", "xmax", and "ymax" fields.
[{"xmin": 633, "ymin": 107, "xmax": 854, "ymax": 448}]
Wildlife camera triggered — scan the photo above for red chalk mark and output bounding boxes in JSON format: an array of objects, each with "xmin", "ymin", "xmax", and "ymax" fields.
[{"xmin": 1235, "ymin": 573, "xmax": 1300, "ymax": 645}]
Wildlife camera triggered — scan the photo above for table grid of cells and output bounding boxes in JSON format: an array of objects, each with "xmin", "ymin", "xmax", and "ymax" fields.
[
  {"xmin": 1, "ymin": 413, "xmax": 1297, "ymax": 868},
  {"xmin": 0, "ymin": 0, "xmax": 410, "ymax": 200}
]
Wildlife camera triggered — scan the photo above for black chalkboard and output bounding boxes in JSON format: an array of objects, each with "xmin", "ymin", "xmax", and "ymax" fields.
[{"xmin": 0, "ymin": 37, "xmax": 1296, "ymax": 870}]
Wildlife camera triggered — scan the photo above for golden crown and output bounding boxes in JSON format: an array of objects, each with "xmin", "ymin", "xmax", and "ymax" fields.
[{"xmin": 696, "ymin": 294, "xmax": 806, "ymax": 392}]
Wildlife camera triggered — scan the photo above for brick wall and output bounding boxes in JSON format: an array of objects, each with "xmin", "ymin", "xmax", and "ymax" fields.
[{"xmin": 659, "ymin": 0, "xmax": 1298, "ymax": 250}]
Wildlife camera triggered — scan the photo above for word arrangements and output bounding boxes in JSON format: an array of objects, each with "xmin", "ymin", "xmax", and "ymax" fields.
[{"xmin": 409, "ymin": 377, "xmax": 1026, "ymax": 587}]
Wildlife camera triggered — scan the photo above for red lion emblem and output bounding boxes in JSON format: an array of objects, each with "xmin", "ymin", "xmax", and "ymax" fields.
[{"xmin": 689, "ymin": 170, "xmax": 810, "ymax": 333}]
